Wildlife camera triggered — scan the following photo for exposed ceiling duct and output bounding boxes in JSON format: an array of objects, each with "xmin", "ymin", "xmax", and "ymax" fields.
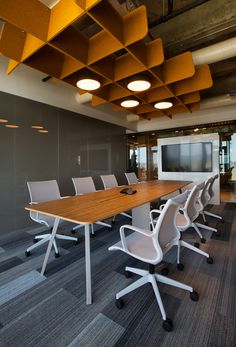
[{"xmin": 192, "ymin": 37, "xmax": 236, "ymax": 65}]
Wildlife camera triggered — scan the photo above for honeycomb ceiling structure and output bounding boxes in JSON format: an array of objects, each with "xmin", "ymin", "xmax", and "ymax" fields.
[{"xmin": 0, "ymin": 0, "xmax": 213, "ymax": 119}]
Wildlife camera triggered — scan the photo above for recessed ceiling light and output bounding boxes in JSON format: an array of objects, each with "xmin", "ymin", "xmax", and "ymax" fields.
[
  {"xmin": 38, "ymin": 129, "xmax": 49, "ymax": 133},
  {"xmin": 127, "ymin": 79, "xmax": 151, "ymax": 92},
  {"xmin": 120, "ymin": 99, "xmax": 139, "ymax": 108},
  {"xmin": 5, "ymin": 124, "xmax": 19, "ymax": 128},
  {"xmin": 154, "ymin": 101, "xmax": 173, "ymax": 109},
  {"xmin": 32, "ymin": 125, "xmax": 44, "ymax": 129},
  {"xmin": 0, "ymin": 118, "xmax": 8, "ymax": 123},
  {"xmin": 194, "ymin": 128, "xmax": 199, "ymax": 132},
  {"xmin": 76, "ymin": 78, "xmax": 100, "ymax": 91}
]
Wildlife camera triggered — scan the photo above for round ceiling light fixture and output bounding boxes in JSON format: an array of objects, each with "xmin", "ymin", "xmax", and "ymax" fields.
[
  {"xmin": 0, "ymin": 118, "xmax": 8, "ymax": 123},
  {"xmin": 127, "ymin": 75, "xmax": 151, "ymax": 92},
  {"xmin": 120, "ymin": 99, "xmax": 139, "ymax": 108},
  {"xmin": 154, "ymin": 101, "xmax": 173, "ymax": 109},
  {"xmin": 76, "ymin": 78, "xmax": 100, "ymax": 91}
]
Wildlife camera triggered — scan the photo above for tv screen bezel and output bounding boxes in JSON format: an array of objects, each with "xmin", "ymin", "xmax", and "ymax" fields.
[{"xmin": 161, "ymin": 141, "xmax": 213, "ymax": 173}]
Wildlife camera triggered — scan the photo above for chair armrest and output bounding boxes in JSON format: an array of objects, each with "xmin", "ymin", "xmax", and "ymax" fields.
[{"xmin": 120, "ymin": 224, "xmax": 153, "ymax": 252}]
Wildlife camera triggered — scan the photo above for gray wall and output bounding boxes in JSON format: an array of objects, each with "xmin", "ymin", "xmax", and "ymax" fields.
[{"xmin": 0, "ymin": 91, "xmax": 127, "ymax": 233}]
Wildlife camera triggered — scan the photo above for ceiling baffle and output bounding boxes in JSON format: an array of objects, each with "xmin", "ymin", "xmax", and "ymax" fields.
[{"xmin": 0, "ymin": 0, "xmax": 213, "ymax": 119}]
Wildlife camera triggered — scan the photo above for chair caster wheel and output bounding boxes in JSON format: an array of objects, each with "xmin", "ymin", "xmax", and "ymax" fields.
[
  {"xmin": 33, "ymin": 238, "xmax": 38, "ymax": 243},
  {"xmin": 116, "ymin": 298, "xmax": 124, "ymax": 309},
  {"xmin": 221, "ymin": 218, "xmax": 224, "ymax": 223},
  {"xmin": 207, "ymin": 257, "xmax": 213, "ymax": 264},
  {"xmin": 125, "ymin": 270, "xmax": 132, "ymax": 278},
  {"xmin": 162, "ymin": 318, "xmax": 173, "ymax": 332},
  {"xmin": 194, "ymin": 242, "xmax": 200, "ymax": 248},
  {"xmin": 215, "ymin": 231, "xmax": 221, "ymax": 237},
  {"xmin": 71, "ymin": 230, "xmax": 76, "ymax": 234},
  {"xmin": 74, "ymin": 239, "xmax": 79, "ymax": 245},
  {"xmin": 161, "ymin": 267, "xmax": 169, "ymax": 276},
  {"xmin": 25, "ymin": 250, "xmax": 31, "ymax": 257},
  {"xmin": 177, "ymin": 263, "xmax": 184, "ymax": 271},
  {"xmin": 55, "ymin": 253, "xmax": 60, "ymax": 258},
  {"xmin": 91, "ymin": 234, "xmax": 95, "ymax": 238},
  {"xmin": 190, "ymin": 290, "xmax": 199, "ymax": 301},
  {"xmin": 201, "ymin": 238, "xmax": 206, "ymax": 244}
]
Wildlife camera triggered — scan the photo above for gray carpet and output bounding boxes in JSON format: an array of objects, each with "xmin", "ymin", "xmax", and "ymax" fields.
[{"xmin": 0, "ymin": 203, "xmax": 235, "ymax": 347}]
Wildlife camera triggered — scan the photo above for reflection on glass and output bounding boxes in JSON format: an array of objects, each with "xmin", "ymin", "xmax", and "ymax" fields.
[
  {"xmin": 32, "ymin": 125, "xmax": 44, "ymax": 129},
  {"xmin": 5, "ymin": 124, "xmax": 19, "ymax": 128}
]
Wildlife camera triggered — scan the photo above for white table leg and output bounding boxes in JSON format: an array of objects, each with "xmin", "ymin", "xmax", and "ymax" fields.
[
  {"xmin": 40, "ymin": 217, "xmax": 60, "ymax": 276},
  {"xmin": 132, "ymin": 202, "xmax": 150, "ymax": 230},
  {"xmin": 85, "ymin": 224, "xmax": 92, "ymax": 304}
]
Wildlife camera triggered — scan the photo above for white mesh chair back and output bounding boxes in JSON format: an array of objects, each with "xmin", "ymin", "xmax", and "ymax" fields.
[
  {"xmin": 72, "ymin": 177, "xmax": 96, "ymax": 195},
  {"xmin": 207, "ymin": 175, "xmax": 216, "ymax": 200},
  {"xmin": 185, "ymin": 182, "xmax": 205, "ymax": 222},
  {"xmin": 153, "ymin": 197, "xmax": 181, "ymax": 251},
  {"xmin": 27, "ymin": 180, "xmax": 61, "ymax": 227},
  {"xmin": 27, "ymin": 180, "xmax": 61, "ymax": 203},
  {"xmin": 125, "ymin": 172, "xmax": 138, "ymax": 185},
  {"xmin": 101, "ymin": 174, "xmax": 118, "ymax": 189},
  {"xmin": 172, "ymin": 190, "xmax": 189, "ymax": 206},
  {"xmin": 199, "ymin": 177, "xmax": 212, "ymax": 208}
]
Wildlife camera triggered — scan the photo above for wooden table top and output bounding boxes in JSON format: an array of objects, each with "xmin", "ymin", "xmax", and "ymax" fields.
[{"xmin": 25, "ymin": 180, "xmax": 190, "ymax": 225}]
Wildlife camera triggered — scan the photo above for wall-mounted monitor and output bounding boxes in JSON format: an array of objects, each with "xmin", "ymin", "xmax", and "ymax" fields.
[{"xmin": 161, "ymin": 142, "xmax": 212, "ymax": 172}]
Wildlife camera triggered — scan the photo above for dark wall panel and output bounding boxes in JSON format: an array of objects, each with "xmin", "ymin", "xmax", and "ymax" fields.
[{"xmin": 0, "ymin": 91, "xmax": 127, "ymax": 233}]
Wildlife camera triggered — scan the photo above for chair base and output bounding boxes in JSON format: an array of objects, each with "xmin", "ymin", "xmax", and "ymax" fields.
[
  {"xmin": 116, "ymin": 265, "xmax": 195, "ymax": 323},
  {"xmin": 26, "ymin": 233, "xmax": 78, "ymax": 255},
  {"xmin": 204, "ymin": 210, "xmax": 223, "ymax": 221}
]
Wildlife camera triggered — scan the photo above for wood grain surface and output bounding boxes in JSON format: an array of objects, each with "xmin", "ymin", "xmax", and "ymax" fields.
[{"xmin": 25, "ymin": 180, "xmax": 190, "ymax": 224}]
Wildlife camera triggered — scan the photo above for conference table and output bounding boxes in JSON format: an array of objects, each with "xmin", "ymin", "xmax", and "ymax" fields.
[{"xmin": 25, "ymin": 180, "xmax": 190, "ymax": 304}]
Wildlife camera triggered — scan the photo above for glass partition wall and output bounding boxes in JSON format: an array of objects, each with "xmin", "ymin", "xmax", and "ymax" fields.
[{"xmin": 127, "ymin": 120, "xmax": 236, "ymax": 202}]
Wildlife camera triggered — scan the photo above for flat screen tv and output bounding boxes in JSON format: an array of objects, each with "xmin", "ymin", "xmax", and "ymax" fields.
[{"xmin": 161, "ymin": 142, "xmax": 212, "ymax": 172}]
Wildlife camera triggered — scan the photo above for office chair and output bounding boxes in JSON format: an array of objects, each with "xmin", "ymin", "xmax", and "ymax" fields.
[
  {"xmin": 150, "ymin": 191, "xmax": 213, "ymax": 272},
  {"xmin": 125, "ymin": 172, "xmax": 138, "ymax": 185},
  {"xmin": 109, "ymin": 194, "xmax": 199, "ymax": 332},
  {"xmin": 201, "ymin": 174, "xmax": 224, "ymax": 223},
  {"xmin": 175, "ymin": 182, "xmax": 218, "ymax": 245},
  {"xmin": 72, "ymin": 176, "xmax": 112, "ymax": 235},
  {"xmin": 26, "ymin": 180, "xmax": 79, "ymax": 257},
  {"xmin": 151, "ymin": 182, "xmax": 217, "ymax": 245},
  {"xmin": 100, "ymin": 174, "xmax": 132, "ymax": 220}
]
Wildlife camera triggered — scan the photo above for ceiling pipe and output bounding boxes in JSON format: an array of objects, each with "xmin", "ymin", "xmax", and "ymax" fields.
[{"xmin": 192, "ymin": 37, "xmax": 236, "ymax": 65}]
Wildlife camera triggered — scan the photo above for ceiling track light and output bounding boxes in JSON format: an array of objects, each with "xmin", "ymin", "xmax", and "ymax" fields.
[
  {"xmin": 154, "ymin": 101, "xmax": 173, "ymax": 109},
  {"xmin": 120, "ymin": 99, "xmax": 140, "ymax": 108},
  {"xmin": 76, "ymin": 78, "xmax": 101, "ymax": 91},
  {"xmin": 127, "ymin": 75, "xmax": 151, "ymax": 92}
]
